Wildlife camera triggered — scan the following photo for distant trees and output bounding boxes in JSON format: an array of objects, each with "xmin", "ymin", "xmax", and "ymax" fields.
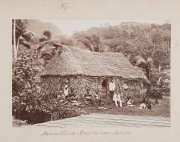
[
  {"xmin": 153, "ymin": 50, "xmax": 170, "ymax": 71},
  {"xmin": 72, "ymin": 23, "xmax": 171, "ymax": 88},
  {"xmin": 73, "ymin": 22, "xmax": 171, "ymax": 67}
]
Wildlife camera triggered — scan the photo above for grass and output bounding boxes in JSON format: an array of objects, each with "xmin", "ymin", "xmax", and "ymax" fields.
[
  {"xmin": 82, "ymin": 96, "xmax": 170, "ymax": 118},
  {"xmin": 12, "ymin": 96, "xmax": 170, "ymax": 126}
]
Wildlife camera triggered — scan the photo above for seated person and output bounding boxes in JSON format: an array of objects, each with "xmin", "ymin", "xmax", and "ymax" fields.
[
  {"xmin": 68, "ymin": 88, "xmax": 74, "ymax": 96},
  {"xmin": 139, "ymin": 103, "xmax": 147, "ymax": 109},
  {"xmin": 146, "ymin": 100, "xmax": 151, "ymax": 109},
  {"xmin": 84, "ymin": 89, "xmax": 96, "ymax": 105},
  {"xmin": 113, "ymin": 92, "xmax": 123, "ymax": 107},
  {"xmin": 127, "ymin": 97, "xmax": 134, "ymax": 107},
  {"xmin": 64, "ymin": 85, "xmax": 69, "ymax": 100},
  {"xmin": 85, "ymin": 89, "xmax": 91, "ymax": 99},
  {"xmin": 93, "ymin": 89, "xmax": 102, "ymax": 106},
  {"xmin": 94, "ymin": 89, "xmax": 100, "ymax": 99},
  {"xmin": 68, "ymin": 88, "xmax": 77, "ymax": 101}
]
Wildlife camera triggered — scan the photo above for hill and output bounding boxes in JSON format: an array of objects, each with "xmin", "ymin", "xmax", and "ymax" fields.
[{"xmin": 26, "ymin": 19, "xmax": 62, "ymax": 37}]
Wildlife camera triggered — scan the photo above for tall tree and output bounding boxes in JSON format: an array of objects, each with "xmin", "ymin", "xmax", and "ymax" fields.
[
  {"xmin": 13, "ymin": 19, "xmax": 17, "ymax": 60},
  {"xmin": 76, "ymin": 34, "xmax": 102, "ymax": 52},
  {"xmin": 135, "ymin": 55, "xmax": 153, "ymax": 80},
  {"xmin": 12, "ymin": 19, "xmax": 34, "ymax": 60}
]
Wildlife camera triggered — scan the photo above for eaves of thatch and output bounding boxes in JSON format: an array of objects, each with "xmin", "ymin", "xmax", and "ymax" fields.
[{"xmin": 41, "ymin": 45, "xmax": 146, "ymax": 79}]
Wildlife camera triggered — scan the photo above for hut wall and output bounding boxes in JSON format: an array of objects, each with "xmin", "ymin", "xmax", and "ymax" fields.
[
  {"xmin": 112, "ymin": 78, "xmax": 143, "ymax": 99},
  {"xmin": 41, "ymin": 76, "xmax": 102, "ymax": 98},
  {"xmin": 41, "ymin": 75, "xmax": 143, "ymax": 99}
]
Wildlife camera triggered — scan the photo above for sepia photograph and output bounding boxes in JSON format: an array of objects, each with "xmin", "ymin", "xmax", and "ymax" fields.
[{"xmin": 12, "ymin": 19, "xmax": 171, "ymax": 128}]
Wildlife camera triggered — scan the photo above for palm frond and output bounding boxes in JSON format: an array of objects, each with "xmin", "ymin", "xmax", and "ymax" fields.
[
  {"xmin": 51, "ymin": 42, "xmax": 63, "ymax": 49},
  {"xmin": 21, "ymin": 33, "xmax": 32, "ymax": 42},
  {"xmin": 78, "ymin": 38, "xmax": 93, "ymax": 51},
  {"xmin": 19, "ymin": 39, "xmax": 31, "ymax": 49},
  {"xmin": 135, "ymin": 55, "xmax": 147, "ymax": 66},
  {"xmin": 40, "ymin": 51, "xmax": 55, "ymax": 60},
  {"xmin": 147, "ymin": 57, "xmax": 154, "ymax": 67}
]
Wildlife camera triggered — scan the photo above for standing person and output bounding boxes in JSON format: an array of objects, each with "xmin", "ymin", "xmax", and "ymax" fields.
[{"xmin": 109, "ymin": 79, "xmax": 115, "ymax": 101}]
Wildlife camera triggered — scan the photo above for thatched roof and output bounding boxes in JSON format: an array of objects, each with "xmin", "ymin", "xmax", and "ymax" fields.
[{"xmin": 41, "ymin": 46, "xmax": 146, "ymax": 79}]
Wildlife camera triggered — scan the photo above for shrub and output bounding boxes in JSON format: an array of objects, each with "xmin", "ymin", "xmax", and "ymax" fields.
[{"xmin": 12, "ymin": 48, "xmax": 45, "ymax": 123}]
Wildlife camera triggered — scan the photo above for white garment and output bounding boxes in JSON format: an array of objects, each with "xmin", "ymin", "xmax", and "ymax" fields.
[
  {"xmin": 113, "ymin": 93, "xmax": 122, "ymax": 107},
  {"xmin": 64, "ymin": 88, "xmax": 68, "ymax": 96},
  {"xmin": 109, "ymin": 82, "xmax": 115, "ymax": 91},
  {"xmin": 95, "ymin": 94, "xmax": 99, "ymax": 99},
  {"xmin": 139, "ymin": 103, "xmax": 147, "ymax": 109},
  {"xmin": 127, "ymin": 100, "xmax": 134, "ymax": 106}
]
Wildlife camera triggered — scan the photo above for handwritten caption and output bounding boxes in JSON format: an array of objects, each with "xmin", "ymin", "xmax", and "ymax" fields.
[{"xmin": 40, "ymin": 130, "xmax": 131, "ymax": 136}]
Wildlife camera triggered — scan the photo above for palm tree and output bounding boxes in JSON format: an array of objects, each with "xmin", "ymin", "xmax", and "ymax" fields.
[
  {"xmin": 43, "ymin": 31, "xmax": 52, "ymax": 40},
  {"xmin": 39, "ymin": 31, "xmax": 52, "ymax": 42},
  {"xmin": 135, "ymin": 55, "xmax": 153, "ymax": 80},
  {"xmin": 78, "ymin": 34, "xmax": 102, "ymax": 52},
  {"xmin": 12, "ymin": 19, "xmax": 34, "ymax": 60},
  {"xmin": 37, "ymin": 41, "xmax": 63, "ymax": 66}
]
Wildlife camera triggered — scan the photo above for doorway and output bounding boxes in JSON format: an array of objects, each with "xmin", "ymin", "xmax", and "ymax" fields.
[{"xmin": 101, "ymin": 79, "xmax": 107, "ymax": 98}]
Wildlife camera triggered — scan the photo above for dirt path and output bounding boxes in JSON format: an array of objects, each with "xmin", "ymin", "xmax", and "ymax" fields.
[{"xmin": 32, "ymin": 113, "xmax": 170, "ymax": 128}]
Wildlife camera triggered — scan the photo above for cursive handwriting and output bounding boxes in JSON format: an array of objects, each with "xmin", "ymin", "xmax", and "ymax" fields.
[{"xmin": 40, "ymin": 130, "xmax": 131, "ymax": 136}]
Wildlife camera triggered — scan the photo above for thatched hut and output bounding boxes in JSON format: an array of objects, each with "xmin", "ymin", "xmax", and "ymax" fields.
[{"xmin": 40, "ymin": 45, "xmax": 146, "ymax": 100}]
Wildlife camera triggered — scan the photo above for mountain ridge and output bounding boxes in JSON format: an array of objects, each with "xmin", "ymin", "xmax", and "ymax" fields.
[{"xmin": 26, "ymin": 19, "xmax": 62, "ymax": 37}]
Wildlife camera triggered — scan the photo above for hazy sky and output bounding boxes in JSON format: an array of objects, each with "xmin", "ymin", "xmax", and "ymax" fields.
[{"xmin": 40, "ymin": 20, "xmax": 167, "ymax": 36}]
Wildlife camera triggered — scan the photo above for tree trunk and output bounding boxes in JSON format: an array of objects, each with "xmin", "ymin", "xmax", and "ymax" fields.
[
  {"xmin": 13, "ymin": 19, "xmax": 17, "ymax": 60},
  {"xmin": 16, "ymin": 37, "xmax": 20, "ymax": 54}
]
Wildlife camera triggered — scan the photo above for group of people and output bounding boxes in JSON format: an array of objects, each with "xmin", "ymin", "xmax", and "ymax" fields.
[
  {"xmin": 61, "ymin": 84, "xmax": 77, "ymax": 102},
  {"xmin": 109, "ymin": 79, "xmax": 123, "ymax": 107},
  {"xmin": 109, "ymin": 79, "xmax": 151, "ymax": 109},
  {"xmin": 61, "ymin": 79, "xmax": 151, "ymax": 109},
  {"xmin": 62, "ymin": 82, "xmax": 102, "ymax": 105}
]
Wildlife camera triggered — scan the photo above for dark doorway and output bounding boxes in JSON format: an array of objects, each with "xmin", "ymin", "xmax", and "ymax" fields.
[
  {"xmin": 101, "ymin": 79, "xmax": 107, "ymax": 98},
  {"xmin": 102, "ymin": 80, "xmax": 107, "ymax": 87}
]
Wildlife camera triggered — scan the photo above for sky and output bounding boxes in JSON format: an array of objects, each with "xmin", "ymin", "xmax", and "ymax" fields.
[{"xmin": 40, "ymin": 20, "xmax": 167, "ymax": 36}]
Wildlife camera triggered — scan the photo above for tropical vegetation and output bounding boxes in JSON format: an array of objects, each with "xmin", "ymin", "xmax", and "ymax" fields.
[{"xmin": 12, "ymin": 20, "xmax": 171, "ymax": 125}]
